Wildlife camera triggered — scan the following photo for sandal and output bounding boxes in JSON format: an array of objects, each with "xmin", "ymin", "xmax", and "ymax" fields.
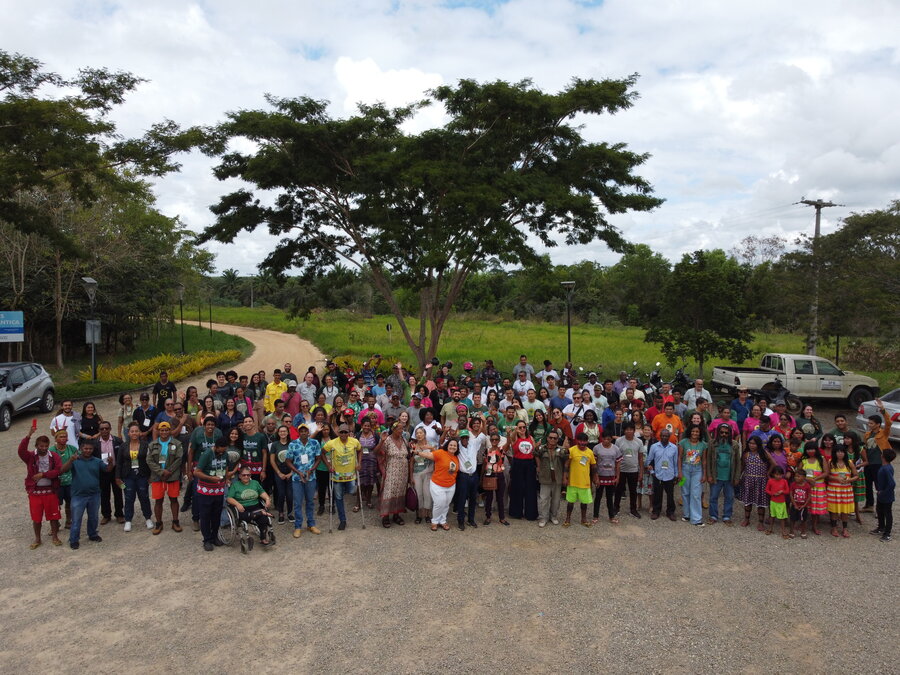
[
  {"xmin": 415, "ymin": 517, "xmax": 422, "ymax": 524},
  {"xmin": 609, "ymin": 517, "xmax": 619, "ymax": 524},
  {"xmin": 740, "ymin": 518, "xmax": 750, "ymax": 527},
  {"xmin": 841, "ymin": 530, "xmax": 851, "ymax": 538},
  {"xmin": 51, "ymin": 539, "xmax": 62, "ymax": 546},
  {"xmin": 562, "ymin": 521, "xmax": 571, "ymax": 527},
  {"xmin": 430, "ymin": 524, "xmax": 438, "ymax": 531},
  {"xmin": 483, "ymin": 518, "xmax": 491, "ymax": 525},
  {"xmin": 591, "ymin": 518, "xmax": 599, "ymax": 524},
  {"xmin": 765, "ymin": 530, "xmax": 772, "ymax": 535},
  {"xmin": 582, "ymin": 521, "xmax": 592, "ymax": 528},
  {"xmin": 441, "ymin": 523, "xmax": 450, "ymax": 531},
  {"xmin": 382, "ymin": 517, "xmax": 391, "ymax": 528},
  {"xmin": 756, "ymin": 523, "xmax": 766, "ymax": 532},
  {"xmin": 29, "ymin": 541, "xmax": 41, "ymax": 550},
  {"xmin": 800, "ymin": 533, "xmax": 808, "ymax": 539},
  {"xmin": 782, "ymin": 534, "xmax": 790, "ymax": 539},
  {"xmin": 787, "ymin": 533, "xmax": 795, "ymax": 539},
  {"xmin": 392, "ymin": 515, "xmax": 405, "ymax": 526},
  {"xmin": 352, "ymin": 505, "xmax": 360, "ymax": 513},
  {"xmin": 500, "ymin": 520, "xmax": 510, "ymax": 526}
]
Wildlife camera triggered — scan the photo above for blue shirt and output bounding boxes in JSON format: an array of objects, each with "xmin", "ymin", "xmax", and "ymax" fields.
[
  {"xmin": 749, "ymin": 428, "xmax": 782, "ymax": 447},
  {"xmin": 70, "ymin": 455, "xmax": 107, "ymax": 497},
  {"xmin": 158, "ymin": 439, "xmax": 170, "ymax": 470},
  {"xmin": 286, "ymin": 438, "xmax": 321, "ymax": 481},
  {"xmin": 876, "ymin": 464, "xmax": 895, "ymax": 504},
  {"xmin": 645, "ymin": 442, "xmax": 679, "ymax": 481},
  {"xmin": 548, "ymin": 395, "xmax": 571, "ymax": 411}
]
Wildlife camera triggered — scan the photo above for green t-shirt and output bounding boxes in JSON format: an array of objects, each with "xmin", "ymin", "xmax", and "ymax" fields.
[
  {"xmin": 241, "ymin": 432, "xmax": 268, "ymax": 465},
  {"xmin": 58, "ymin": 445, "xmax": 79, "ymax": 486},
  {"xmin": 196, "ymin": 448, "xmax": 236, "ymax": 478},
  {"xmin": 713, "ymin": 442, "xmax": 733, "ymax": 482},
  {"xmin": 678, "ymin": 438, "xmax": 707, "ymax": 466},
  {"xmin": 227, "ymin": 479, "xmax": 265, "ymax": 507},
  {"xmin": 189, "ymin": 427, "xmax": 222, "ymax": 461}
]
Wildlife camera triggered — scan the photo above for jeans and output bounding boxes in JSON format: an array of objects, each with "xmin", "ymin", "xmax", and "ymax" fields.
[
  {"xmin": 316, "ymin": 469, "xmax": 330, "ymax": 507},
  {"xmin": 195, "ymin": 491, "xmax": 224, "ymax": 544},
  {"xmin": 70, "ymin": 492, "xmax": 100, "ymax": 544},
  {"xmin": 454, "ymin": 472, "xmax": 478, "ymax": 523},
  {"xmin": 877, "ymin": 501, "xmax": 893, "ymax": 536},
  {"xmin": 709, "ymin": 479, "xmax": 734, "ymax": 521},
  {"xmin": 652, "ymin": 477, "xmax": 675, "ymax": 516},
  {"xmin": 614, "ymin": 472, "xmax": 639, "ymax": 514},
  {"xmin": 291, "ymin": 479, "xmax": 317, "ymax": 528},
  {"xmin": 485, "ymin": 474, "xmax": 507, "ymax": 520},
  {"xmin": 100, "ymin": 470, "xmax": 124, "ymax": 519},
  {"xmin": 332, "ymin": 480, "xmax": 357, "ymax": 523},
  {"xmin": 681, "ymin": 463, "xmax": 703, "ymax": 524},
  {"xmin": 123, "ymin": 471, "xmax": 151, "ymax": 522},
  {"xmin": 273, "ymin": 475, "xmax": 293, "ymax": 514}
]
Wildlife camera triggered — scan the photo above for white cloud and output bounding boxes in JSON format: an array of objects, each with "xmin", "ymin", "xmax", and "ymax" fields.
[{"xmin": 3, "ymin": 0, "xmax": 900, "ymax": 273}]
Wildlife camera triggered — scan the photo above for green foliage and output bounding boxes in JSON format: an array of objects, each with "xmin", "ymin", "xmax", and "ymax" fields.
[
  {"xmin": 200, "ymin": 76, "xmax": 662, "ymax": 370},
  {"xmin": 644, "ymin": 249, "xmax": 754, "ymax": 376},
  {"xmin": 76, "ymin": 350, "xmax": 242, "ymax": 385},
  {"xmin": 0, "ymin": 50, "xmax": 203, "ymax": 248}
]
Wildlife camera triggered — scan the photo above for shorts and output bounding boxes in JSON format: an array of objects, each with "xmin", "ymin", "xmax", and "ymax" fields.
[
  {"xmin": 29, "ymin": 492, "xmax": 62, "ymax": 522},
  {"xmin": 769, "ymin": 500, "xmax": 788, "ymax": 520},
  {"xmin": 789, "ymin": 506, "xmax": 808, "ymax": 522},
  {"xmin": 566, "ymin": 486, "xmax": 594, "ymax": 504},
  {"xmin": 151, "ymin": 481, "xmax": 180, "ymax": 500}
]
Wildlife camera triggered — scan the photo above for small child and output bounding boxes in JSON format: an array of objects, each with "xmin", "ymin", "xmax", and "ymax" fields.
[
  {"xmin": 765, "ymin": 466, "xmax": 790, "ymax": 538},
  {"xmin": 789, "ymin": 468, "xmax": 811, "ymax": 539},
  {"xmin": 872, "ymin": 448, "xmax": 896, "ymax": 542}
]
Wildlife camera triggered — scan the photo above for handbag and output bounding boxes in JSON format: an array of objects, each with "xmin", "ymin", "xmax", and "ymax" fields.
[
  {"xmin": 481, "ymin": 474, "xmax": 498, "ymax": 491},
  {"xmin": 405, "ymin": 486, "xmax": 419, "ymax": 512}
]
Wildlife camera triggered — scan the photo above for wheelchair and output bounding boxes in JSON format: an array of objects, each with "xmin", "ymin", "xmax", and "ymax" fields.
[{"xmin": 218, "ymin": 502, "xmax": 276, "ymax": 553}]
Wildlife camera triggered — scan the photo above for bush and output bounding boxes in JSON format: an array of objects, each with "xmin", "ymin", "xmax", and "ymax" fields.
[
  {"xmin": 843, "ymin": 340, "xmax": 900, "ymax": 371},
  {"xmin": 75, "ymin": 350, "xmax": 243, "ymax": 385}
]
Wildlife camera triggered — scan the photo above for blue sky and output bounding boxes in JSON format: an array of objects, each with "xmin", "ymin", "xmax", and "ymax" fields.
[{"xmin": 3, "ymin": 0, "xmax": 899, "ymax": 273}]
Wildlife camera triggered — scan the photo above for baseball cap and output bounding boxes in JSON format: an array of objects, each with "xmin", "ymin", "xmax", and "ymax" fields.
[
  {"xmin": 287, "ymin": 381, "xmax": 297, "ymax": 388},
  {"xmin": 157, "ymin": 422, "xmax": 171, "ymax": 430},
  {"xmin": 458, "ymin": 430, "xmax": 470, "ymax": 438}
]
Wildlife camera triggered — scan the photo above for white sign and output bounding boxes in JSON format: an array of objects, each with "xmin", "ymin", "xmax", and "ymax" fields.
[{"xmin": 0, "ymin": 311, "xmax": 24, "ymax": 343}]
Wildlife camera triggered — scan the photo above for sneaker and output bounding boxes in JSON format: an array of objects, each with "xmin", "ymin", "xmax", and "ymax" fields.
[
  {"xmin": 293, "ymin": 528, "xmax": 303, "ymax": 538},
  {"xmin": 881, "ymin": 535, "xmax": 893, "ymax": 542},
  {"xmin": 308, "ymin": 526, "xmax": 322, "ymax": 535},
  {"xmin": 681, "ymin": 517, "xmax": 690, "ymax": 522},
  {"xmin": 278, "ymin": 513, "xmax": 286, "ymax": 524},
  {"xmin": 203, "ymin": 541, "xmax": 214, "ymax": 551},
  {"xmin": 192, "ymin": 520, "xmax": 200, "ymax": 532},
  {"xmin": 145, "ymin": 519, "xmax": 154, "ymax": 530},
  {"xmin": 124, "ymin": 522, "xmax": 132, "ymax": 532},
  {"xmin": 551, "ymin": 518, "xmax": 559, "ymax": 525},
  {"xmin": 538, "ymin": 520, "xmax": 547, "ymax": 528},
  {"xmin": 152, "ymin": 522, "xmax": 163, "ymax": 535},
  {"xmin": 89, "ymin": 535, "xmax": 103, "ymax": 542},
  {"xmin": 338, "ymin": 521, "xmax": 346, "ymax": 531},
  {"xmin": 694, "ymin": 522, "xmax": 706, "ymax": 528},
  {"xmin": 70, "ymin": 541, "xmax": 79, "ymax": 550},
  {"xmin": 869, "ymin": 528, "xmax": 884, "ymax": 536}
]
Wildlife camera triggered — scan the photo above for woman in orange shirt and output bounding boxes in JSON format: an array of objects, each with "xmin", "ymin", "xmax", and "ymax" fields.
[{"xmin": 413, "ymin": 438, "xmax": 460, "ymax": 531}]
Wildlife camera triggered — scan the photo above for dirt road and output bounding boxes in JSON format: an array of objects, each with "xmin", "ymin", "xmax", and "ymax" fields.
[{"xmin": 0, "ymin": 325, "xmax": 895, "ymax": 673}]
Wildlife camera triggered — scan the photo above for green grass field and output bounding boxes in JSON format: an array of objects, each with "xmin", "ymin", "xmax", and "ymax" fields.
[
  {"xmin": 51, "ymin": 324, "xmax": 253, "ymax": 399},
  {"xmin": 209, "ymin": 306, "xmax": 897, "ymax": 392}
]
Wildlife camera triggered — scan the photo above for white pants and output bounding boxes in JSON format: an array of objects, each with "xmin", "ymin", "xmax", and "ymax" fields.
[
  {"xmin": 413, "ymin": 470, "xmax": 434, "ymax": 514},
  {"xmin": 429, "ymin": 482, "xmax": 456, "ymax": 525}
]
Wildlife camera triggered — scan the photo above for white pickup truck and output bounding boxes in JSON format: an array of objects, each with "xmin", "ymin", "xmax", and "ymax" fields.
[{"xmin": 711, "ymin": 353, "xmax": 880, "ymax": 410}]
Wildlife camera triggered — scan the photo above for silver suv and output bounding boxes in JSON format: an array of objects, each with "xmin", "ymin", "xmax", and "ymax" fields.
[{"xmin": 0, "ymin": 362, "xmax": 55, "ymax": 431}]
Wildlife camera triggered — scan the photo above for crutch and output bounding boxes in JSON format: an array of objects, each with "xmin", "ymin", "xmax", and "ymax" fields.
[
  {"xmin": 328, "ymin": 472, "xmax": 334, "ymax": 534},
  {"xmin": 355, "ymin": 470, "xmax": 366, "ymax": 529}
]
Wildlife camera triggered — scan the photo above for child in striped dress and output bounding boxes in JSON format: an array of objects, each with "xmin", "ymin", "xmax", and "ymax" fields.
[
  {"xmin": 800, "ymin": 442, "xmax": 828, "ymax": 536},
  {"xmin": 826, "ymin": 445, "xmax": 858, "ymax": 538}
]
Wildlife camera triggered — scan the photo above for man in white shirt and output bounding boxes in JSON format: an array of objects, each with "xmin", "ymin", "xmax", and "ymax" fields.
[
  {"xmin": 50, "ymin": 399, "xmax": 80, "ymax": 448},
  {"xmin": 581, "ymin": 372, "xmax": 601, "ymax": 393},
  {"xmin": 683, "ymin": 379, "xmax": 712, "ymax": 410},
  {"xmin": 538, "ymin": 360, "xmax": 558, "ymax": 389},
  {"xmin": 297, "ymin": 372, "xmax": 318, "ymax": 407},
  {"xmin": 454, "ymin": 430, "xmax": 480, "ymax": 530},
  {"xmin": 563, "ymin": 391, "xmax": 594, "ymax": 424},
  {"xmin": 512, "ymin": 370, "xmax": 535, "ymax": 398}
]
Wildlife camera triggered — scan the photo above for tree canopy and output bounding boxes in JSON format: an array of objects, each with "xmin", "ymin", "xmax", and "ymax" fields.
[{"xmin": 201, "ymin": 76, "xmax": 663, "ymax": 370}]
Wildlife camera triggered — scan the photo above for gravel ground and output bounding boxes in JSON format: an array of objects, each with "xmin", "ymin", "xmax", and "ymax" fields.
[{"xmin": 0, "ymin": 325, "xmax": 896, "ymax": 673}]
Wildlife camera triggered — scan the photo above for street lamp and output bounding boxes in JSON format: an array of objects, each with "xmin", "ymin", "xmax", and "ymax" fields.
[
  {"xmin": 177, "ymin": 283, "xmax": 185, "ymax": 355},
  {"xmin": 561, "ymin": 281, "xmax": 576, "ymax": 364},
  {"xmin": 81, "ymin": 277, "xmax": 98, "ymax": 384}
]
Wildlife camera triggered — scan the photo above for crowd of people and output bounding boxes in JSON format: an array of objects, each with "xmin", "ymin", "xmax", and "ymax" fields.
[{"xmin": 18, "ymin": 355, "xmax": 896, "ymax": 550}]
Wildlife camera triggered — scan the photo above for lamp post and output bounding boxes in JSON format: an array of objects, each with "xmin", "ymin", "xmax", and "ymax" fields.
[
  {"xmin": 177, "ymin": 283, "xmax": 185, "ymax": 355},
  {"xmin": 561, "ymin": 281, "xmax": 576, "ymax": 364},
  {"xmin": 81, "ymin": 277, "xmax": 98, "ymax": 384}
]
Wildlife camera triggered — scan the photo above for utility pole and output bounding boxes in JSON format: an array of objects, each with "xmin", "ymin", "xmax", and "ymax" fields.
[{"xmin": 799, "ymin": 198, "xmax": 839, "ymax": 356}]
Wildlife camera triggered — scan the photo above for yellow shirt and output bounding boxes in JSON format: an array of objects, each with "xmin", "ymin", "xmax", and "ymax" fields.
[
  {"xmin": 567, "ymin": 446, "xmax": 596, "ymax": 489},
  {"xmin": 264, "ymin": 381, "xmax": 287, "ymax": 413},
  {"xmin": 323, "ymin": 437, "xmax": 361, "ymax": 482}
]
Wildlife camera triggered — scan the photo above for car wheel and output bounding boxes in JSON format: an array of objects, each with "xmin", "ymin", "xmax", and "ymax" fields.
[
  {"xmin": 0, "ymin": 405, "xmax": 11, "ymax": 432},
  {"xmin": 40, "ymin": 389, "xmax": 55, "ymax": 413},
  {"xmin": 848, "ymin": 387, "xmax": 873, "ymax": 411}
]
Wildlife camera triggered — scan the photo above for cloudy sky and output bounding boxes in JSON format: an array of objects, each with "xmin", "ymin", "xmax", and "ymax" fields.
[{"xmin": 6, "ymin": 0, "xmax": 900, "ymax": 273}]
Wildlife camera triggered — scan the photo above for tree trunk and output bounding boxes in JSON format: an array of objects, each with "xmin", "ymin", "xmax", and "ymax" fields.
[{"xmin": 54, "ymin": 259, "xmax": 65, "ymax": 370}]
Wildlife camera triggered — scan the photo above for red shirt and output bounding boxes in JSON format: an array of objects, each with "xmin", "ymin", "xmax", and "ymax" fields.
[
  {"xmin": 790, "ymin": 482, "xmax": 811, "ymax": 508},
  {"xmin": 765, "ymin": 477, "xmax": 789, "ymax": 503},
  {"xmin": 512, "ymin": 436, "xmax": 536, "ymax": 460}
]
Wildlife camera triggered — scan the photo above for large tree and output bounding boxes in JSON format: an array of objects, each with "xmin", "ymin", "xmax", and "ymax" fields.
[
  {"xmin": 644, "ymin": 249, "xmax": 754, "ymax": 377},
  {"xmin": 0, "ymin": 50, "xmax": 202, "ymax": 247},
  {"xmin": 201, "ymin": 77, "xmax": 663, "ymax": 371}
]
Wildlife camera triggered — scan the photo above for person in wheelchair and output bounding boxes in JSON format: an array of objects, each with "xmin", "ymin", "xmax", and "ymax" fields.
[{"xmin": 226, "ymin": 468, "xmax": 274, "ymax": 546}]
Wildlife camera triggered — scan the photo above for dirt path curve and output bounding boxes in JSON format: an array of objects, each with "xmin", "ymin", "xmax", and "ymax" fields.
[{"xmin": 3, "ymin": 321, "xmax": 324, "ymax": 439}]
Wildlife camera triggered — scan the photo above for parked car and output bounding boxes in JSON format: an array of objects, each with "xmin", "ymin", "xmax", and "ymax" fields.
[
  {"xmin": 712, "ymin": 353, "xmax": 880, "ymax": 410},
  {"xmin": 856, "ymin": 389, "xmax": 900, "ymax": 446},
  {"xmin": 0, "ymin": 362, "xmax": 56, "ymax": 431}
]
